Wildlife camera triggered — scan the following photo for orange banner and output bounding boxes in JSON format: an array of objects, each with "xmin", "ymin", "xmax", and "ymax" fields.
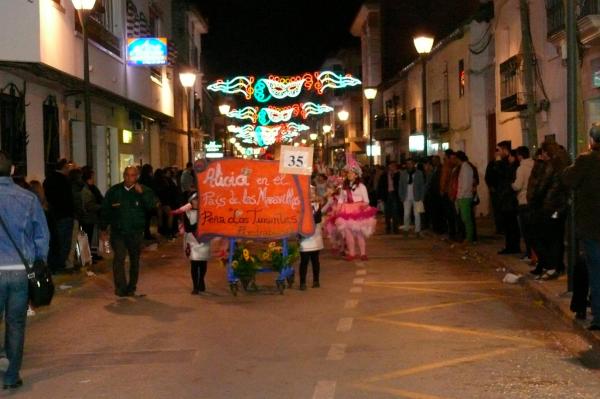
[{"xmin": 195, "ymin": 159, "xmax": 314, "ymax": 240}]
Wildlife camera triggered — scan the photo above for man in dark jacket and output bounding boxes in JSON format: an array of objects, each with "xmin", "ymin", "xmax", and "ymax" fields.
[
  {"xmin": 495, "ymin": 141, "xmax": 521, "ymax": 254},
  {"xmin": 563, "ymin": 126, "xmax": 600, "ymax": 329},
  {"xmin": 377, "ymin": 161, "xmax": 400, "ymax": 234},
  {"xmin": 43, "ymin": 159, "xmax": 75, "ymax": 273},
  {"xmin": 100, "ymin": 166, "xmax": 157, "ymax": 297}
]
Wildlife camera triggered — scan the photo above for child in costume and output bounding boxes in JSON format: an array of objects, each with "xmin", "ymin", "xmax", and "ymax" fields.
[
  {"xmin": 335, "ymin": 157, "xmax": 377, "ymax": 261},
  {"xmin": 299, "ymin": 188, "xmax": 324, "ymax": 290},
  {"xmin": 171, "ymin": 193, "xmax": 210, "ymax": 294}
]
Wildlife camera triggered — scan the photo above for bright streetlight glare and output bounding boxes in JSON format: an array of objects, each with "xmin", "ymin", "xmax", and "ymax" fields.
[
  {"xmin": 414, "ymin": 36, "xmax": 435, "ymax": 54},
  {"xmin": 337, "ymin": 110, "xmax": 349, "ymax": 121},
  {"xmin": 364, "ymin": 87, "xmax": 378, "ymax": 100},
  {"xmin": 71, "ymin": 0, "xmax": 96, "ymax": 10},
  {"xmin": 179, "ymin": 72, "xmax": 197, "ymax": 88}
]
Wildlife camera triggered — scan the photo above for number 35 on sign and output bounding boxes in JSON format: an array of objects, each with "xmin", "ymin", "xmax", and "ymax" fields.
[{"xmin": 279, "ymin": 145, "xmax": 314, "ymax": 175}]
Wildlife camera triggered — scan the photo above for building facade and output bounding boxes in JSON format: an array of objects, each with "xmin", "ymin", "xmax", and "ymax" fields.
[{"xmin": 0, "ymin": 0, "xmax": 208, "ymax": 193}]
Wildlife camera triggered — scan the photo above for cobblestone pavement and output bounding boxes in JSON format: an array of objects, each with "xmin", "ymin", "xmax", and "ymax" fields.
[{"xmin": 7, "ymin": 228, "xmax": 600, "ymax": 398}]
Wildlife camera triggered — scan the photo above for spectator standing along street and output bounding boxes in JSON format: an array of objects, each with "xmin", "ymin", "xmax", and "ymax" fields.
[
  {"xmin": 0, "ymin": 151, "xmax": 49, "ymax": 389},
  {"xmin": 43, "ymin": 159, "xmax": 75, "ymax": 274},
  {"xmin": 100, "ymin": 166, "xmax": 157, "ymax": 297},
  {"xmin": 377, "ymin": 161, "xmax": 400, "ymax": 234},
  {"xmin": 496, "ymin": 141, "xmax": 521, "ymax": 254},
  {"xmin": 512, "ymin": 146, "xmax": 535, "ymax": 261},
  {"xmin": 399, "ymin": 159, "xmax": 425, "ymax": 236},
  {"xmin": 563, "ymin": 126, "xmax": 600, "ymax": 330},
  {"xmin": 455, "ymin": 152, "xmax": 475, "ymax": 243}
]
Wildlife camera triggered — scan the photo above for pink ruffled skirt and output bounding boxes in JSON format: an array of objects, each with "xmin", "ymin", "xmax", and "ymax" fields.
[{"xmin": 335, "ymin": 203, "xmax": 377, "ymax": 237}]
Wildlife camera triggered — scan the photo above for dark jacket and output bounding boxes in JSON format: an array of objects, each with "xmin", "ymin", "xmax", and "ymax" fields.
[
  {"xmin": 43, "ymin": 170, "xmax": 74, "ymax": 219},
  {"xmin": 100, "ymin": 183, "xmax": 157, "ymax": 234},
  {"xmin": 496, "ymin": 159, "xmax": 518, "ymax": 212},
  {"xmin": 528, "ymin": 153, "xmax": 570, "ymax": 218},
  {"xmin": 563, "ymin": 148, "xmax": 600, "ymax": 240},
  {"xmin": 376, "ymin": 171, "xmax": 399, "ymax": 200}
]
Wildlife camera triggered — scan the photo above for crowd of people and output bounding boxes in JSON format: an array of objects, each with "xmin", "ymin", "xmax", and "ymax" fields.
[{"xmin": 1, "ymin": 125, "xmax": 600, "ymax": 389}]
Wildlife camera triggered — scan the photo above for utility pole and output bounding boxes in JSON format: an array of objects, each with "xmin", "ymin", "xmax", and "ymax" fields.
[
  {"xmin": 566, "ymin": 0, "xmax": 578, "ymax": 290},
  {"xmin": 519, "ymin": 0, "xmax": 538, "ymax": 149}
]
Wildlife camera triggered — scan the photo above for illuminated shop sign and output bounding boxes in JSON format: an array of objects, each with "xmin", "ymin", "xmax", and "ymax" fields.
[
  {"xmin": 127, "ymin": 38, "xmax": 168, "ymax": 66},
  {"xmin": 205, "ymin": 141, "xmax": 224, "ymax": 159}
]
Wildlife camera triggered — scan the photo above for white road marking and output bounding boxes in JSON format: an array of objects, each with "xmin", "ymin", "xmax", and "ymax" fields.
[
  {"xmin": 355, "ymin": 261, "xmax": 366, "ymax": 268},
  {"xmin": 353, "ymin": 278, "xmax": 365, "ymax": 285},
  {"xmin": 344, "ymin": 299, "xmax": 359, "ymax": 309},
  {"xmin": 350, "ymin": 287, "xmax": 363, "ymax": 294},
  {"xmin": 312, "ymin": 380, "xmax": 336, "ymax": 399},
  {"xmin": 336, "ymin": 317, "xmax": 354, "ymax": 332},
  {"xmin": 326, "ymin": 344, "xmax": 347, "ymax": 361},
  {"xmin": 356, "ymin": 269, "xmax": 367, "ymax": 276}
]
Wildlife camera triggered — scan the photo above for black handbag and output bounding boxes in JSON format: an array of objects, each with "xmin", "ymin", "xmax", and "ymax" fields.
[{"xmin": 0, "ymin": 213, "xmax": 55, "ymax": 307}]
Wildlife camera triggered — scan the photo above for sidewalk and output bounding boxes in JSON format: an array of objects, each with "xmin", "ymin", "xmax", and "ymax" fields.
[{"xmin": 429, "ymin": 217, "xmax": 600, "ymax": 346}]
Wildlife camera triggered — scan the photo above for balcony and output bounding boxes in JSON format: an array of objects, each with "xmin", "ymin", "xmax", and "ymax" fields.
[
  {"xmin": 373, "ymin": 114, "xmax": 404, "ymax": 141},
  {"xmin": 547, "ymin": 0, "xmax": 600, "ymax": 46},
  {"xmin": 499, "ymin": 54, "xmax": 530, "ymax": 112},
  {"xmin": 74, "ymin": 13, "xmax": 121, "ymax": 57}
]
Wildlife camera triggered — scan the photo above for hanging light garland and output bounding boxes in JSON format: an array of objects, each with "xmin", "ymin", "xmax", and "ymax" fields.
[
  {"xmin": 229, "ymin": 122, "xmax": 310, "ymax": 147},
  {"xmin": 227, "ymin": 102, "xmax": 334, "ymax": 125},
  {"xmin": 207, "ymin": 70, "xmax": 361, "ymax": 102}
]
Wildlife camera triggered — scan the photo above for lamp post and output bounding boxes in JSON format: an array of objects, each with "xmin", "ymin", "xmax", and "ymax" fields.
[
  {"xmin": 322, "ymin": 123, "xmax": 332, "ymax": 166},
  {"xmin": 219, "ymin": 104, "xmax": 231, "ymax": 156},
  {"xmin": 414, "ymin": 35, "xmax": 434, "ymax": 157},
  {"xmin": 228, "ymin": 136, "xmax": 237, "ymax": 157},
  {"xmin": 72, "ymin": 0, "xmax": 96, "ymax": 167},
  {"xmin": 179, "ymin": 72, "xmax": 197, "ymax": 163},
  {"xmin": 364, "ymin": 87, "xmax": 378, "ymax": 167}
]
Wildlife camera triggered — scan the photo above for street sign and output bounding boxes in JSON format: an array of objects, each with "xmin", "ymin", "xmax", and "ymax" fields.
[
  {"xmin": 127, "ymin": 38, "xmax": 168, "ymax": 65},
  {"xmin": 279, "ymin": 145, "xmax": 313, "ymax": 175}
]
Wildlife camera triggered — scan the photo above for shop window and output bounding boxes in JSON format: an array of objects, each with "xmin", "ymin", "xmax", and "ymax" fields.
[
  {"xmin": 458, "ymin": 59, "xmax": 465, "ymax": 97},
  {"xmin": 43, "ymin": 96, "xmax": 60, "ymax": 173},
  {"xmin": 0, "ymin": 84, "xmax": 27, "ymax": 177}
]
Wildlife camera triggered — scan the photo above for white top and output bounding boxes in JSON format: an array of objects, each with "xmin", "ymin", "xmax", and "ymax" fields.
[
  {"xmin": 339, "ymin": 182, "xmax": 370, "ymax": 204},
  {"xmin": 457, "ymin": 162, "xmax": 474, "ymax": 199},
  {"xmin": 512, "ymin": 158, "xmax": 534, "ymax": 205},
  {"xmin": 300, "ymin": 203, "xmax": 324, "ymax": 252}
]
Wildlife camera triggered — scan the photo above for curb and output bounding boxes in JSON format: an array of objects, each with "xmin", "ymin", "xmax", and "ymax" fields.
[{"xmin": 426, "ymin": 231, "xmax": 600, "ymax": 348}]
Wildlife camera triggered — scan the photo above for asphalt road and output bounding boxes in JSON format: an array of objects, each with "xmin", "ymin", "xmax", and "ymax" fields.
[{"xmin": 7, "ymin": 231, "xmax": 600, "ymax": 399}]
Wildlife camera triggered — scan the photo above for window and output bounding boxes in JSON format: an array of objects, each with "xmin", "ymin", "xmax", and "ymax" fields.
[
  {"xmin": 43, "ymin": 96, "xmax": 60, "ymax": 173},
  {"xmin": 0, "ymin": 84, "xmax": 27, "ymax": 176},
  {"xmin": 409, "ymin": 108, "xmax": 417, "ymax": 133},
  {"xmin": 149, "ymin": 5, "xmax": 161, "ymax": 37},
  {"xmin": 458, "ymin": 59, "xmax": 465, "ymax": 97},
  {"xmin": 90, "ymin": 0, "xmax": 115, "ymax": 34},
  {"xmin": 545, "ymin": 0, "xmax": 565, "ymax": 36}
]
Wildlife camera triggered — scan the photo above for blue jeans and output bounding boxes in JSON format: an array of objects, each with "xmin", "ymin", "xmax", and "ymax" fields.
[
  {"xmin": 0, "ymin": 270, "xmax": 28, "ymax": 384},
  {"xmin": 583, "ymin": 239, "xmax": 600, "ymax": 326}
]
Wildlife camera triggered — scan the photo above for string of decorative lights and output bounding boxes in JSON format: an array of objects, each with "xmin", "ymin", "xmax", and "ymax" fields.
[
  {"xmin": 229, "ymin": 122, "xmax": 309, "ymax": 147},
  {"xmin": 207, "ymin": 70, "xmax": 361, "ymax": 102},
  {"xmin": 226, "ymin": 102, "xmax": 334, "ymax": 125}
]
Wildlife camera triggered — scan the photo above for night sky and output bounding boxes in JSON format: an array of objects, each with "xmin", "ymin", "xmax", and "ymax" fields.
[{"xmin": 196, "ymin": 0, "xmax": 482, "ymax": 79}]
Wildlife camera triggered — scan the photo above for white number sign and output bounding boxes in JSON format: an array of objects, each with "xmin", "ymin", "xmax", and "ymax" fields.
[{"xmin": 279, "ymin": 145, "xmax": 314, "ymax": 175}]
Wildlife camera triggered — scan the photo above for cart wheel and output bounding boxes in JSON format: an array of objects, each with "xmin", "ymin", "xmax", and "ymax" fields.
[
  {"xmin": 286, "ymin": 275, "xmax": 295, "ymax": 288},
  {"xmin": 276, "ymin": 281, "xmax": 285, "ymax": 295},
  {"xmin": 229, "ymin": 283, "xmax": 238, "ymax": 296}
]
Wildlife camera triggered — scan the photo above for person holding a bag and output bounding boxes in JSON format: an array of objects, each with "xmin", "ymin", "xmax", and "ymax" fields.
[
  {"xmin": 398, "ymin": 159, "xmax": 425, "ymax": 237},
  {"xmin": 0, "ymin": 151, "xmax": 50, "ymax": 390}
]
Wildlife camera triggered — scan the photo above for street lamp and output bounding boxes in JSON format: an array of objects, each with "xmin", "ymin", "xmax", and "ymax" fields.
[
  {"xmin": 364, "ymin": 87, "xmax": 378, "ymax": 167},
  {"xmin": 309, "ymin": 133, "xmax": 318, "ymax": 141},
  {"xmin": 337, "ymin": 110, "xmax": 349, "ymax": 122},
  {"xmin": 322, "ymin": 124, "xmax": 332, "ymax": 166},
  {"xmin": 322, "ymin": 124, "xmax": 332, "ymax": 134},
  {"xmin": 179, "ymin": 71, "xmax": 197, "ymax": 163},
  {"xmin": 218, "ymin": 104, "xmax": 231, "ymax": 115},
  {"xmin": 71, "ymin": 0, "xmax": 96, "ymax": 167},
  {"xmin": 414, "ymin": 35, "xmax": 434, "ymax": 157}
]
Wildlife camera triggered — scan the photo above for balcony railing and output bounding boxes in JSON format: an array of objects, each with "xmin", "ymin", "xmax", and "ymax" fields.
[{"xmin": 582, "ymin": 0, "xmax": 600, "ymax": 16}]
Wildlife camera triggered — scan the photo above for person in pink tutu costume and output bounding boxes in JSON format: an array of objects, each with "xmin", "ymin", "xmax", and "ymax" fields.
[
  {"xmin": 336, "ymin": 159, "xmax": 377, "ymax": 261},
  {"xmin": 322, "ymin": 184, "xmax": 345, "ymax": 255}
]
